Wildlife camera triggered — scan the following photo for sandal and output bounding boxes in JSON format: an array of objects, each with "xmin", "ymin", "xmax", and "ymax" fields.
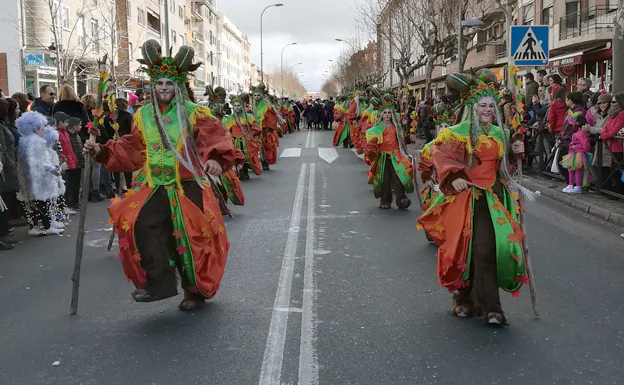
[
  {"xmin": 451, "ymin": 305, "xmax": 471, "ymax": 318},
  {"xmin": 485, "ymin": 312, "xmax": 507, "ymax": 326},
  {"xmin": 131, "ymin": 289, "xmax": 177, "ymax": 303},
  {"xmin": 178, "ymin": 297, "xmax": 205, "ymax": 311}
]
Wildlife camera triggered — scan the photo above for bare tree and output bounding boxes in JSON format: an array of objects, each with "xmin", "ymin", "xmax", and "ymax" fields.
[
  {"xmin": 93, "ymin": 0, "xmax": 140, "ymax": 95},
  {"xmin": 21, "ymin": 0, "xmax": 109, "ymax": 88},
  {"xmin": 266, "ymin": 65, "xmax": 306, "ymax": 99}
]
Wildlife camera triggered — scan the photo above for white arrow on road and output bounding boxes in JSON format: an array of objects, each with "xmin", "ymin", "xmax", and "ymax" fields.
[
  {"xmin": 281, "ymin": 148, "xmax": 302, "ymax": 157},
  {"xmin": 318, "ymin": 148, "xmax": 339, "ymax": 164},
  {"xmin": 351, "ymin": 148, "xmax": 365, "ymax": 160}
]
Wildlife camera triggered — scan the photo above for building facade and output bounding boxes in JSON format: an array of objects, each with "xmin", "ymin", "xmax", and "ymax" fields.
[
  {"xmin": 376, "ymin": 0, "xmax": 618, "ymax": 99},
  {"xmin": 217, "ymin": 13, "xmax": 245, "ymax": 96}
]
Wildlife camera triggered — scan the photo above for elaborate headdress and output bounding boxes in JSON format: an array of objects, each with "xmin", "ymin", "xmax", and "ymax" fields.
[
  {"xmin": 432, "ymin": 102, "xmax": 453, "ymax": 128},
  {"xmin": 379, "ymin": 93, "xmax": 395, "ymax": 111},
  {"xmin": 138, "ymin": 40, "xmax": 202, "ymax": 86},
  {"xmin": 230, "ymin": 92, "xmax": 249, "ymax": 106},
  {"xmin": 205, "ymin": 86, "xmax": 228, "ymax": 118},
  {"xmin": 445, "ymin": 68, "xmax": 533, "ymax": 200},
  {"xmin": 250, "ymin": 83, "xmax": 267, "ymax": 95},
  {"xmin": 136, "ymin": 39, "xmax": 208, "ymax": 188}
]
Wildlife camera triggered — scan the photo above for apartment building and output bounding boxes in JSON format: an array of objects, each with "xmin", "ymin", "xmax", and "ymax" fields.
[
  {"xmin": 0, "ymin": 0, "xmax": 125, "ymax": 95},
  {"xmin": 217, "ymin": 13, "xmax": 245, "ymax": 96},
  {"xmin": 185, "ymin": 0, "xmax": 219, "ymax": 99},
  {"xmin": 377, "ymin": 0, "xmax": 619, "ymax": 99}
]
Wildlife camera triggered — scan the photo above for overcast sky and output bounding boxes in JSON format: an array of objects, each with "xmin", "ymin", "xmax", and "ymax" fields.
[{"xmin": 217, "ymin": 0, "xmax": 368, "ymax": 92}]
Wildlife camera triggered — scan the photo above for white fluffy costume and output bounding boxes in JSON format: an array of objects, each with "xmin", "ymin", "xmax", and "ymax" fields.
[{"xmin": 16, "ymin": 112, "xmax": 59, "ymax": 203}]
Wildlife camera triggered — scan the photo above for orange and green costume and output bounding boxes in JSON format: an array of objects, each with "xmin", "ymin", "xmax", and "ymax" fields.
[
  {"xmin": 364, "ymin": 122, "xmax": 415, "ymax": 198},
  {"xmin": 333, "ymin": 103, "xmax": 348, "ymax": 147},
  {"xmin": 417, "ymin": 121, "xmax": 527, "ymax": 294},
  {"xmin": 98, "ymin": 101, "xmax": 244, "ymax": 299}
]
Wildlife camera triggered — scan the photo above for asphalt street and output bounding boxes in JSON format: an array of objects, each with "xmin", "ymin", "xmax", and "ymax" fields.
[{"xmin": 1, "ymin": 129, "xmax": 623, "ymax": 385}]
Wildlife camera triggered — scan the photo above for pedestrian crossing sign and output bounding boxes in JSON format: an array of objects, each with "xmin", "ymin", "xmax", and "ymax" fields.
[{"xmin": 509, "ymin": 25, "xmax": 549, "ymax": 66}]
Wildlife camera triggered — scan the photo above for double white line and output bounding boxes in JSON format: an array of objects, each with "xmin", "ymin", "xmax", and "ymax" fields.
[
  {"xmin": 305, "ymin": 130, "xmax": 316, "ymax": 148},
  {"xmin": 259, "ymin": 163, "xmax": 319, "ymax": 385}
]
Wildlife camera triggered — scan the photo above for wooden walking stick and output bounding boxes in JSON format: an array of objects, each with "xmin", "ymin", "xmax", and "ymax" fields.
[
  {"xmin": 70, "ymin": 54, "xmax": 108, "ymax": 315},
  {"xmin": 513, "ymin": 135, "xmax": 540, "ymax": 317}
]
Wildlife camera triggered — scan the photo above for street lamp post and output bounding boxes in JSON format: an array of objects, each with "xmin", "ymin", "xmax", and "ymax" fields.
[
  {"xmin": 335, "ymin": 38, "xmax": 356, "ymax": 51},
  {"xmin": 281, "ymin": 42, "xmax": 297, "ymax": 97},
  {"xmin": 260, "ymin": 3, "xmax": 284, "ymax": 84}
]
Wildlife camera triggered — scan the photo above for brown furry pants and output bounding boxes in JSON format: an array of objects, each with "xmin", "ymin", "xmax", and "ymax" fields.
[
  {"xmin": 455, "ymin": 182, "xmax": 504, "ymax": 316},
  {"xmin": 134, "ymin": 182, "xmax": 203, "ymax": 298}
]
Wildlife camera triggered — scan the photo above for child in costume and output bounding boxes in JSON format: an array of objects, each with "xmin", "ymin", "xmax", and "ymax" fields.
[
  {"xmin": 16, "ymin": 112, "xmax": 64, "ymax": 236},
  {"xmin": 560, "ymin": 128, "xmax": 594, "ymax": 194},
  {"xmin": 44, "ymin": 125, "xmax": 67, "ymax": 227}
]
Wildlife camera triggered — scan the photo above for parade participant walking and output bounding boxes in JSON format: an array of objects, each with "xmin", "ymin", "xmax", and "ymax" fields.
[
  {"xmin": 251, "ymin": 83, "xmax": 280, "ymax": 170},
  {"xmin": 223, "ymin": 93, "xmax": 262, "ymax": 180},
  {"xmin": 83, "ymin": 40, "xmax": 244, "ymax": 310},
  {"xmin": 364, "ymin": 93, "xmax": 414, "ymax": 209},
  {"xmin": 332, "ymin": 97, "xmax": 348, "ymax": 147},
  {"xmin": 417, "ymin": 71, "xmax": 531, "ymax": 326}
]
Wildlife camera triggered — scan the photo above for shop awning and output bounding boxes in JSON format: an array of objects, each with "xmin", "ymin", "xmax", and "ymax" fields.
[{"xmin": 547, "ymin": 44, "xmax": 607, "ymax": 69}]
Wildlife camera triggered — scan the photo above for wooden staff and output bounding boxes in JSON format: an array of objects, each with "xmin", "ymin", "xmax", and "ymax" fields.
[
  {"xmin": 70, "ymin": 54, "xmax": 108, "ymax": 315},
  {"xmin": 514, "ymin": 136, "xmax": 540, "ymax": 317}
]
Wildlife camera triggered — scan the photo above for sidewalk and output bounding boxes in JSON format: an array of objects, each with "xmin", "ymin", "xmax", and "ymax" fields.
[{"xmin": 521, "ymin": 174, "xmax": 624, "ymax": 229}]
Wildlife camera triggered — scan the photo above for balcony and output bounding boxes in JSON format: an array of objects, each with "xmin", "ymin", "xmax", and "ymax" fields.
[
  {"xmin": 495, "ymin": 42, "xmax": 507, "ymax": 59},
  {"xmin": 558, "ymin": 5, "xmax": 616, "ymax": 42}
]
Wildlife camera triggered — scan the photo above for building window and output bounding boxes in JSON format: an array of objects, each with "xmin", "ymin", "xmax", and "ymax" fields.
[
  {"xmin": 126, "ymin": 1, "xmax": 131, "ymax": 19},
  {"xmin": 170, "ymin": 0, "xmax": 175, "ymax": 12},
  {"xmin": 565, "ymin": 1, "xmax": 580, "ymax": 31},
  {"xmin": 61, "ymin": 5, "xmax": 70, "ymax": 30},
  {"xmin": 128, "ymin": 42, "xmax": 133, "ymax": 60},
  {"xmin": 179, "ymin": 34, "xmax": 183, "ymax": 45},
  {"xmin": 77, "ymin": 16, "xmax": 85, "ymax": 48},
  {"xmin": 178, "ymin": 5, "xmax": 183, "ymax": 18},
  {"xmin": 91, "ymin": 19, "xmax": 99, "ymax": 53},
  {"xmin": 541, "ymin": 0, "xmax": 553, "ymax": 26},
  {"xmin": 137, "ymin": 8, "xmax": 145, "ymax": 25},
  {"xmin": 91, "ymin": 0, "xmax": 97, "ymax": 5},
  {"xmin": 172, "ymin": 29, "xmax": 176, "ymax": 44},
  {"xmin": 522, "ymin": 2, "xmax": 534, "ymax": 25}
]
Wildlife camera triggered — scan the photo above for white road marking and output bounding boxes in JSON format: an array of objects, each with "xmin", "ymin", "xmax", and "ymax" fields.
[
  {"xmin": 318, "ymin": 148, "xmax": 339, "ymax": 164},
  {"xmin": 299, "ymin": 162, "xmax": 319, "ymax": 385},
  {"xmin": 259, "ymin": 163, "xmax": 307, "ymax": 385},
  {"xmin": 305, "ymin": 130, "xmax": 311, "ymax": 148},
  {"xmin": 351, "ymin": 148, "xmax": 365, "ymax": 160},
  {"xmin": 281, "ymin": 148, "xmax": 302, "ymax": 157}
]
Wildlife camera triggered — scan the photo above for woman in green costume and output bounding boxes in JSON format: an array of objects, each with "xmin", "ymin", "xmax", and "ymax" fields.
[
  {"xmin": 363, "ymin": 93, "xmax": 415, "ymax": 209},
  {"xmin": 417, "ymin": 70, "xmax": 533, "ymax": 326}
]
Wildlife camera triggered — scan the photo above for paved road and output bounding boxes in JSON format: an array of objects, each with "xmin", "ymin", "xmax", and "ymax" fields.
[{"xmin": 1, "ymin": 130, "xmax": 623, "ymax": 385}]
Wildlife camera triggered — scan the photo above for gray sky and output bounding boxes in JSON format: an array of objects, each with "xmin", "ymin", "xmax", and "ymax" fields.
[{"xmin": 217, "ymin": 0, "xmax": 367, "ymax": 92}]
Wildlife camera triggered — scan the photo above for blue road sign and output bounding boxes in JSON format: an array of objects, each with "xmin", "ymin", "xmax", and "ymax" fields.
[
  {"xmin": 24, "ymin": 54, "xmax": 45, "ymax": 67},
  {"xmin": 509, "ymin": 25, "xmax": 549, "ymax": 67}
]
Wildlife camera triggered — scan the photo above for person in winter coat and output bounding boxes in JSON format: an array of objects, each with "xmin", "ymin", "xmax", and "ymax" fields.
[
  {"xmin": 15, "ymin": 112, "xmax": 64, "ymax": 236},
  {"xmin": 0, "ymin": 99, "xmax": 20, "ymax": 249},
  {"xmin": 548, "ymin": 75, "xmax": 567, "ymax": 135},
  {"xmin": 51, "ymin": 85, "xmax": 90, "ymax": 137},
  {"xmin": 64, "ymin": 118, "xmax": 84, "ymax": 209},
  {"xmin": 31, "ymin": 85, "xmax": 55, "ymax": 117},
  {"xmin": 599, "ymin": 92, "xmax": 624, "ymax": 194}
]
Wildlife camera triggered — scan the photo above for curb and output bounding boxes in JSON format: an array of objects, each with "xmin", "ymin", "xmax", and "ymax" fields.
[{"xmin": 521, "ymin": 178, "xmax": 624, "ymax": 229}]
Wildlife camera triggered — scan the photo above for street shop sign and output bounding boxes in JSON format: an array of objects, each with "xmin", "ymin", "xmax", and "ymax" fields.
[
  {"xmin": 547, "ymin": 55, "xmax": 582, "ymax": 69},
  {"xmin": 24, "ymin": 54, "xmax": 45, "ymax": 67},
  {"xmin": 509, "ymin": 25, "xmax": 549, "ymax": 66}
]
